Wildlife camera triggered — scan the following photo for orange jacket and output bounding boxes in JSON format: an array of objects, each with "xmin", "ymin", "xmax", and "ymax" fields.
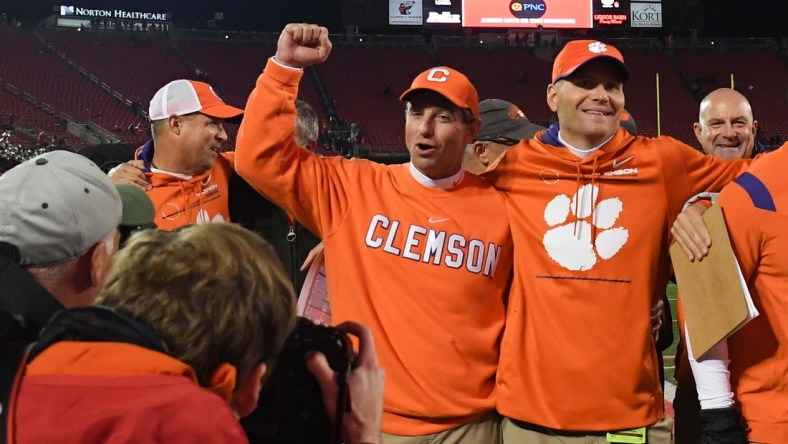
[
  {"xmin": 135, "ymin": 141, "xmax": 234, "ymax": 230},
  {"xmin": 235, "ymin": 59, "xmax": 514, "ymax": 435},
  {"xmin": 719, "ymin": 145, "xmax": 788, "ymax": 443},
  {"xmin": 11, "ymin": 342, "xmax": 245, "ymax": 443},
  {"xmin": 484, "ymin": 126, "xmax": 749, "ymax": 431}
]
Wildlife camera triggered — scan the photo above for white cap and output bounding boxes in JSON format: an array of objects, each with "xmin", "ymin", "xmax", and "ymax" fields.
[{"xmin": 148, "ymin": 79, "xmax": 244, "ymax": 122}]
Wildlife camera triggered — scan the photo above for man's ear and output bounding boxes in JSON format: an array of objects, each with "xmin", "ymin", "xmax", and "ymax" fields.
[
  {"xmin": 168, "ymin": 114, "xmax": 182, "ymax": 135},
  {"xmin": 89, "ymin": 230, "xmax": 118, "ymax": 289},
  {"xmin": 693, "ymin": 122, "xmax": 703, "ymax": 146},
  {"xmin": 232, "ymin": 363, "xmax": 267, "ymax": 418},
  {"xmin": 546, "ymin": 83, "xmax": 559, "ymax": 112},
  {"xmin": 473, "ymin": 142, "xmax": 490, "ymax": 166},
  {"xmin": 465, "ymin": 119, "xmax": 481, "ymax": 145}
]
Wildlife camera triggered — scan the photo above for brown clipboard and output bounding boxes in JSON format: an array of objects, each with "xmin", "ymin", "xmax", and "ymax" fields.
[
  {"xmin": 669, "ymin": 204, "xmax": 756, "ymax": 360},
  {"xmin": 296, "ymin": 250, "xmax": 332, "ymax": 326}
]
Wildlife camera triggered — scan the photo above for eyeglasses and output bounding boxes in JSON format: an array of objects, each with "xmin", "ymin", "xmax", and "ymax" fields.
[{"xmin": 477, "ymin": 136, "xmax": 521, "ymax": 146}]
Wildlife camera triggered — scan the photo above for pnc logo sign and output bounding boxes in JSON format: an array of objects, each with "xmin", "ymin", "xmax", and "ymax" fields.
[{"xmin": 510, "ymin": 0, "xmax": 547, "ymax": 18}]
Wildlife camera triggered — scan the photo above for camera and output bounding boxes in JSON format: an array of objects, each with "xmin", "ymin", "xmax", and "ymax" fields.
[{"xmin": 242, "ymin": 316, "xmax": 354, "ymax": 444}]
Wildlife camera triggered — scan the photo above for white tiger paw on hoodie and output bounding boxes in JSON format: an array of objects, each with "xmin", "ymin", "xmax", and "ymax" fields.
[
  {"xmin": 196, "ymin": 210, "xmax": 226, "ymax": 225},
  {"xmin": 542, "ymin": 183, "xmax": 629, "ymax": 271}
]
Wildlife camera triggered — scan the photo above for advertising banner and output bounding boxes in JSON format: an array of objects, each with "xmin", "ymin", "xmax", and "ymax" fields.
[
  {"xmin": 593, "ymin": 0, "xmax": 630, "ymax": 28},
  {"xmin": 424, "ymin": 0, "xmax": 462, "ymax": 26},
  {"xmin": 389, "ymin": 0, "xmax": 423, "ymax": 25},
  {"xmin": 463, "ymin": 0, "xmax": 593, "ymax": 29},
  {"xmin": 631, "ymin": 2, "xmax": 662, "ymax": 28}
]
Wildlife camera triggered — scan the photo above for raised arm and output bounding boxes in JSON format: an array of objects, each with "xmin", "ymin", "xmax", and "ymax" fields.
[{"xmin": 235, "ymin": 24, "xmax": 354, "ymax": 237}]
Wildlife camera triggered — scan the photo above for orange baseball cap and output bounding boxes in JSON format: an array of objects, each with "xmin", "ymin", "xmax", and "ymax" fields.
[
  {"xmin": 148, "ymin": 79, "xmax": 244, "ymax": 122},
  {"xmin": 551, "ymin": 40, "xmax": 630, "ymax": 84},
  {"xmin": 400, "ymin": 66, "xmax": 480, "ymax": 121}
]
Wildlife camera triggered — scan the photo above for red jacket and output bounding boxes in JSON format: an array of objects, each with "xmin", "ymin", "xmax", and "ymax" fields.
[{"xmin": 10, "ymin": 341, "xmax": 246, "ymax": 443}]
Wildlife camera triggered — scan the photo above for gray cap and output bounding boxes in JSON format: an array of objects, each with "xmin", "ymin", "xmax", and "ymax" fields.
[
  {"xmin": 115, "ymin": 183, "xmax": 155, "ymax": 227},
  {"xmin": 475, "ymin": 99, "xmax": 546, "ymax": 142},
  {"xmin": 0, "ymin": 151, "xmax": 122, "ymax": 266}
]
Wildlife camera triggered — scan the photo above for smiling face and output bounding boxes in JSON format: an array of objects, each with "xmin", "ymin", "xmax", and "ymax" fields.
[
  {"xmin": 694, "ymin": 88, "xmax": 757, "ymax": 160},
  {"xmin": 405, "ymin": 90, "xmax": 478, "ymax": 180},
  {"xmin": 177, "ymin": 113, "xmax": 228, "ymax": 175},
  {"xmin": 547, "ymin": 59, "xmax": 625, "ymax": 149}
]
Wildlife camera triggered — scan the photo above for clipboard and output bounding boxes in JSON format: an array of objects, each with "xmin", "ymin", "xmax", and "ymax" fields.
[
  {"xmin": 669, "ymin": 204, "xmax": 758, "ymax": 360},
  {"xmin": 296, "ymin": 250, "xmax": 332, "ymax": 326}
]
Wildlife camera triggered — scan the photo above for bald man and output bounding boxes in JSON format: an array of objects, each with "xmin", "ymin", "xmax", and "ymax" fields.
[
  {"xmin": 694, "ymin": 88, "xmax": 759, "ymax": 160},
  {"xmin": 674, "ymin": 87, "xmax": 759, "ymax": 443}
]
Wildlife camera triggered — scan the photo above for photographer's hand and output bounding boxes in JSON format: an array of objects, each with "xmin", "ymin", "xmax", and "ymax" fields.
[{"xmin": 307, "ymin": 321, "xmax": 384, "ymax": 444}]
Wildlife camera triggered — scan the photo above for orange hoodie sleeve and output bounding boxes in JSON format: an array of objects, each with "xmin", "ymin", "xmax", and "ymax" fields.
[
  {"xmin": 234, "ymin": 59, "xmax": 355, "ymax": 238},
  {"xmin": 671, "ymin": 136, "xmax": 753, "ymax": 195}
]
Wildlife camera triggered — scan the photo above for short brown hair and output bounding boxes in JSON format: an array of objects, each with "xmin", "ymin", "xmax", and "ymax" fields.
[{"xmin": 96, "ymin": 223, "xmax": 296, "ymax": 387}]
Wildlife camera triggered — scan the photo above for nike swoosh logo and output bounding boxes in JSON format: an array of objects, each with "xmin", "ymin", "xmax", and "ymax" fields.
[
  {"xmin": 612, "ymin": 156, "xmax": 634, "ymax": 168},
  {"xmin": 428, "ymin": 217, "xmax": 451, "ymax": 223}
]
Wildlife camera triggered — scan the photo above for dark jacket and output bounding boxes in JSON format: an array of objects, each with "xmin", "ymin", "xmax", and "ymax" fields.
[
  {"xmin": 229, "ymin": 174, "xmax": 321, "ymax": 294},
  {"xmin": 1, "ymin": 255, "xmax": 64, "ymax": 443}
]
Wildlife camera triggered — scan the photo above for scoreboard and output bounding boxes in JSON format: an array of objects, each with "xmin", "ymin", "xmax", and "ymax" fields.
[{"xmin": 463, "ymin": 0, "xmax": 593, "ymax": 29}]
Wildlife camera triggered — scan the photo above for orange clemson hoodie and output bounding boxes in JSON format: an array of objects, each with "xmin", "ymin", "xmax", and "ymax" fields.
[
  {"xmin": 484, "ymin": 123, "xmax": 750, "ymax": 431},
  {"xmin": 135, "ymin": 140, "xmax": 233, "ymax": 230}
]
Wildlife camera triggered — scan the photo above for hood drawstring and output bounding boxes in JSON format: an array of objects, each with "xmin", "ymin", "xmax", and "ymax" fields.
[
  {"xmin": 178, "ymin": 179, "xmax": 189, "ymax": 222},
  {"xmin": 573, "ymin": 157, "xmax": 601, "ymax": 246},
  {"xmin": 573, "ymin": 162, "xmax": 582, "ymax": 238},
  {"xmin": 590, "ymin": 156, "xmax": 599, "ymax": 245}
]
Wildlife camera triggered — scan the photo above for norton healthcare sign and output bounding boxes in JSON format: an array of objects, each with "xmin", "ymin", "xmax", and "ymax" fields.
[{"xmin": 59, "ymin": 5, "xmax": 168, "ymax": 21}]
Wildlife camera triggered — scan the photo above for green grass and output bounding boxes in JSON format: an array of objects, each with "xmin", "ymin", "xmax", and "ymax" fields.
[{"xmin": 664, "ymin": 282, "xmax": 679, "ymax": 385}]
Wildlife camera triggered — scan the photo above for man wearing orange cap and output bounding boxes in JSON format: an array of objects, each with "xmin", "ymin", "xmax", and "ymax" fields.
[
  {"xmin": 109, "ymin": 79, "xmax": 244, "ymax": 230},
  {"xmin": 235, "ymin": 23, "xmax": 513, "ymax": 443},
  {"xmin": 483, "ymin": 40, "xmax": 750, "ymax": 442}
]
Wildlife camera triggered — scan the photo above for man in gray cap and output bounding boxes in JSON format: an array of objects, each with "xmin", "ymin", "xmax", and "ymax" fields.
[
  {"xmin": 0, "ymin": 151, "xmax": 153, "ymax": 372},
  {"xmin": 463, "ymin": 98, "xmax": 545, "ymax": 175},
  {"xmin": 0, "ymin": 151, "xmax": 154, "ymax": 316},
  {"xmin": 0, "ymin": 151, "xmax": 154, "ymax": 431}
]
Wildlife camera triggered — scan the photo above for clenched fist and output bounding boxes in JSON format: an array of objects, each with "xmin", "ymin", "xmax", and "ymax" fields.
[{"xmin": 275, "ymin": 23, "xmax": 332, "ymax": 68}]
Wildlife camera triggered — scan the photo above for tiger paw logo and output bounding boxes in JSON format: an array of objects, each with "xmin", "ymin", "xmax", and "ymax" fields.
[
  {"xmin": 196, "ymin": 210, "xmax": 226, "ymax": 225},
  {"xmin": 542, "ymin": 184, "xmax": 628, "ymax": 271},
  {"xmin": 587, "ymin": 41, "xmax": 609, "ymax": 54}
]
